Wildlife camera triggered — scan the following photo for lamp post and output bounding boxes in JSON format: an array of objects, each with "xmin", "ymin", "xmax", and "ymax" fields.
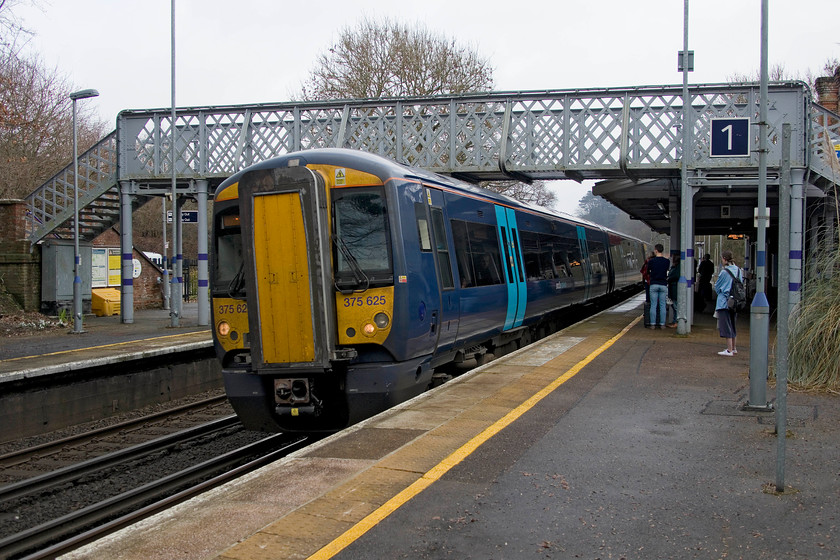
[{"xmin": 70, "ymin": 88, "xmax": 99, "ymax": 334}]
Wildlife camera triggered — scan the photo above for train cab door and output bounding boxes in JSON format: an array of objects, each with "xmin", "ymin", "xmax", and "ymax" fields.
[
  {"xmin": 421, "ymin": 187, "xmax": 459, "ymax": 352},
  {"xmin": 495, "ymin": 206, "xmax": 527, "ymax": 330},
  {"xmin": 238, "ymin": 166, "xmax": 336, "ymax": 371}
]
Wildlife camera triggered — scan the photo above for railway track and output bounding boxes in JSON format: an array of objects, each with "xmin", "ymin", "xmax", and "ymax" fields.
[
  {"xmin": 0, "ymin": 415, "xmax": 312, "ymax": 559},
  {"xmin": 0, "ymin": 395, "xmax": 232, "ymax": 481}
]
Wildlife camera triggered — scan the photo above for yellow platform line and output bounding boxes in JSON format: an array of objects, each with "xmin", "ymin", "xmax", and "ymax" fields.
[
  {"xmin": 0, "ymin": 332, "xmax": 208, "ymax": 363},
  {"xmin": 308, "ymin": 314, "xmax": 641, "ymax": 560}
]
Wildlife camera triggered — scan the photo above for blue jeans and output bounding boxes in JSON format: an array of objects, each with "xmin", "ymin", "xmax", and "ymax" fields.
[{"xmin": 649, "ymin": 284, "xmax": 667, "ymax": 326}]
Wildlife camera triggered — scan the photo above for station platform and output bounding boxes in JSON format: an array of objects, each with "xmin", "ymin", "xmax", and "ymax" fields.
[
  {"xmin": 60, "ymin": 294, "xmax": 840, "ymax": 560},
  {"xmin": 0, "ymin": 303, "xmax": 211, "ymax": 382},
  {"xmin": 0, "ymin": 303, "xmax": 217, "ymax": 442}
]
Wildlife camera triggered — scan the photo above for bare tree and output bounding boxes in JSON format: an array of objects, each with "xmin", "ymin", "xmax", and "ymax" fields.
[
  {"xmin": 0, "ymin": 47, "xmax": 104, "ymax": 199},
  {"xmin": 0, "ymin": 0, "xmax": 34, "ymax": 50},
  {"xmin": 729, "ymin": 59, "xmax": 840, "ymax": 90},
  {"xmin": 577, "ymin": 191, "xmax": 663, "ymax": 242},
  {"xmin": 806, "ymin": 57, "xmax": 840, "ymax": 89},
  {"xmin": 481, "ymin": 179, "xmax": 557, "ymax": 208},
  {"xmin": 0, "ymin": 2, "xmax": 104, "ymax": 201},
  {"xmin": 299, "ymin": 18, "xmax": 494, "ymax": 100},
  {"xmin": 727, "ymin": 63, "xmax": 797, "ymax": 84},
  {"xmin": 300, "ymin": 18, "xmax": 556, "ymax": 206}
]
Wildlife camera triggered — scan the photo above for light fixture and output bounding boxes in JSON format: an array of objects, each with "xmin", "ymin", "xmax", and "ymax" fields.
[{"xmin": 70, "ymin": 88, "xmax": 99, "ymax": 334}]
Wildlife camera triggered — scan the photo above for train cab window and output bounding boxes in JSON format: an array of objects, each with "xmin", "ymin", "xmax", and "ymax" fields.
[
  {"xmin": 333, "ymin": 189, "xmax": 393, "ymax": 289},
  {"xmin": 213, "ymin": 210, "xmax": 244, "ymax": 296}
]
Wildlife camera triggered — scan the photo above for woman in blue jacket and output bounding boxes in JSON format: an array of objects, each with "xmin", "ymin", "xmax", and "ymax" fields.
[{"xmin": 714, "ymin": 250, "xmax": 742, "ymax": 356}]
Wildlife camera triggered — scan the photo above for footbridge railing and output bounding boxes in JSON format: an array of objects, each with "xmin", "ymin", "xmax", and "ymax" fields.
[{"xmin": 25, "ymin": 82, "xmax": 839, "ymax": 245}]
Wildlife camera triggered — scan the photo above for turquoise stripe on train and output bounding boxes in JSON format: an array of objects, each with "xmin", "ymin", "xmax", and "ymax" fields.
[{"xmin": 495, "ymin": 206, "xmax": 517, "ymax": 330}]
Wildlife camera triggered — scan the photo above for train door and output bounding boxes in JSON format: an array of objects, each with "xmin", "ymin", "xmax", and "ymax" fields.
[
  {"xmin": 576, "ymin": 226, "xmax": 592, "ymax": 301},
  {"xmin": 238, "ymin": 166, "xmax": 336, "ymax": 371},
  {"xmin": 495, "ymin": 206, "xmax": 527, "ymax": 330},
  {"xmin": 421, "ymin": 187, "xmax": 459, "ymax": 351}
]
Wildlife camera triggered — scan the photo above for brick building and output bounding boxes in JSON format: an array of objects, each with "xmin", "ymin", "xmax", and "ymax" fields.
[
  {"xmin": 815, "ymin": 67, "xmax": 840, "ymax": 113},
  {"xmin": 0, "ymin": 201, "xmax": 164, "ymax": 314},
  {"xmin": 92, "ymin": 228, "xmax": 166, "ymax": 311},
  {"xmin": 0, "ymin": 201, "xmax": 40, "ymax": 311}
]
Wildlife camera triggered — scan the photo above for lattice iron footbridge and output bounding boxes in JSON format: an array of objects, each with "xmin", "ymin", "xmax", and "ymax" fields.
[{"xmin": 25, "ymin": 82, "xmax": 839, "ymax": 245}]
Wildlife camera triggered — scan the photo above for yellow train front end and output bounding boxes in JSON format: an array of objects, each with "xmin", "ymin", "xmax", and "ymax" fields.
[{"xmin": 210, "ymin": 152, "xmax": 396, "ymax": 432}]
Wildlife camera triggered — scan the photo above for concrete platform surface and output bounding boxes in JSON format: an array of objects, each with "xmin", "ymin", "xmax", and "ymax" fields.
[
  {"xmin": 0, "ymin": 303, "xmax": 211, "ymax": 381},
  {"xmin": 60, "ymin": 295, "xmax": 840, "ymax": 560}
]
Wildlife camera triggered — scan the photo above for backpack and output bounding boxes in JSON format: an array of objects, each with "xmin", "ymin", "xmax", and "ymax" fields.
[{"xmin": 724, "ymin": 268, "xmax": 747, "ymax": 312}]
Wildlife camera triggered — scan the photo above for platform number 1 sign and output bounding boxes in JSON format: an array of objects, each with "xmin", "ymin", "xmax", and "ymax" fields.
[{"xmin": 710, "ymin": 118, "xmax": 750, "ymax": 158}]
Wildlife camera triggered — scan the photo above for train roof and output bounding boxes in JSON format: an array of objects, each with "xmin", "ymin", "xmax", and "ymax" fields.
[{"xmin": 215, "ymin": 148, "xmax": 644, "ymax": 244}]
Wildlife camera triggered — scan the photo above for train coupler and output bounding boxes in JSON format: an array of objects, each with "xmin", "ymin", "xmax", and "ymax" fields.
[{"xmin": 275, "ymin": 404, "xmax": 318, "ymax": 417}]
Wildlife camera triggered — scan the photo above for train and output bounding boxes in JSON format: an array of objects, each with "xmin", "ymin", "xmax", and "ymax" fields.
[{"xmin": 210, "ymin": 148, "xmax": 646, "ymax": 432}]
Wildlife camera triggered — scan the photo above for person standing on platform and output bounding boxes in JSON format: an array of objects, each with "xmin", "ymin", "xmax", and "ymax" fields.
[
  {"xmin": 697, "ymin": 253, "xmax": 714, "ymax": 310},
  {"xmin": 641, "ymin": 252, "xmax": 654, "ymax": 303},
  {"xmin": 646, "ymin": 244, "xmax": 670, "ymax": 329},
  {"xmin": 714, "ymin": 250, "xmax": 741, "ymax": 356}
]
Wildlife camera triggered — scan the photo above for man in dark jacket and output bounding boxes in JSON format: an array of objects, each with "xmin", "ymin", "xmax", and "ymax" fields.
[
  {"xmin": 647, "ymin": 244, "xmax": 670, "ymax": 329},
  {"xmin": 697, "ymin": 253, "xmax": 714, "ymax": 309}
]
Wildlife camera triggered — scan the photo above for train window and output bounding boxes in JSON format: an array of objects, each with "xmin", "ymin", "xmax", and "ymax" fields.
[
  {"xmin": 451, "ymin": 220, "xmax": 473, "ymax": 287},
  {"xmin": 520, "ymin": 231, "xmax": 542, "ymax": 281},
  {"xmin": 333, "ymin": 189, "xmax": 393, "ymax": 287},
  {"xmin": 552, "ymin": 250, "xmax": 572, "ymax": 278},
  {"xmin": 565, "ymin": 244, "xmax": 586, "ymax": 283},
  {"xmin": 415, "ymin": 203, "xmax": 432, "ymax": 252},
  {"xmin": 450, "ymin": 219, "xmax": 503, "ymax": 288},
  {"xmin": 587, "ymin": 238, "xmax": 608, "ymax": 284},
  {"xmin": 499, "ymin": 227, "xmax": 513, "ymax": 282},
  {"xmin": 431, "ymin": 208, "xmax": 454, "ymax": 289}
]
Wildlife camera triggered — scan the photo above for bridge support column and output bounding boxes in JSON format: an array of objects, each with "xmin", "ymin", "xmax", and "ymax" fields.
[
  {"xmin": 120, "ymin": 180, "xmax": 135, "ymax": 324},
  {"xmin": 170, "ymin": 195, "xmax": 183, "ymax": 327},
  {"xmin": 196, "ymin": 180, "xmax": 210, "ymax": 326},
  {"xmin": 669, "ymin": 198, "xmax": 681, "ymax": 327},
  {"xmin": 669, "ymin": 199, "xmax": 680, "ymax": 253},
  {"xmin": 677, "ymin": 185, "xmax": 697, "ymax": 335}
]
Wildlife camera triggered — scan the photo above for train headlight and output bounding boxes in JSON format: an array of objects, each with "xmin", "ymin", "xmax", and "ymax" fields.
[
  {"xmin": 218, "ymin": 321, "xmax": 231, "ymax": 337},
  {"xmin": 363, "ymin": 323, "xmax": 376, "ymax": 336},
  {"xmin": 373, "ymin": 312, "xmax": 390, "ymax": 328}
]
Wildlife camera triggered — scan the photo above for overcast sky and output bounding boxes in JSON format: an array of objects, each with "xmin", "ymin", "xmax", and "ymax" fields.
[{"xmin": 14, "ymin": 0, "xmax": 840, "ymax": 212}]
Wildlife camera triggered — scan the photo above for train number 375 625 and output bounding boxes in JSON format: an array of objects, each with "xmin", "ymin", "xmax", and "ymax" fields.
[
  {"xmin": 343, "ymin": 295, "xmax": 387, "ymax": 307},
  {"xmin": 218, "ymin": 303, "xmax": 248, "ymax": 314}
]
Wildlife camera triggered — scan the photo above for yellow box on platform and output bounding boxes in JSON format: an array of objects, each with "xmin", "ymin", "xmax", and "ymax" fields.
[{"xmin": 92, "ymin": 288, "xmax": 121, "ymax": 317}]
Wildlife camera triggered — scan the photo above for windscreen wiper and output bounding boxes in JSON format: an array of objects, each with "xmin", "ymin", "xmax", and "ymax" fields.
[
  {"xmin": 228, "ymin": 261, "xmax": 246, "ymax": 295},
  {"xmin": 333, "ymin": 236, "xmax": 370, "ymax": 294}
]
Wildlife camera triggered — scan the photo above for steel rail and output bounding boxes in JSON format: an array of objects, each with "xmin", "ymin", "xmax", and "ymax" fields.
[
  {"xmin": 0, "ymin": 394, "xmax": 228, "ymax": 468},
  {"xmin": 0, "ymin": 415, "xmax": 239, "ymax": 503},
  {"xmin": 0, "ymin": 433, "xmax": 309, "ymax": 559}
]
